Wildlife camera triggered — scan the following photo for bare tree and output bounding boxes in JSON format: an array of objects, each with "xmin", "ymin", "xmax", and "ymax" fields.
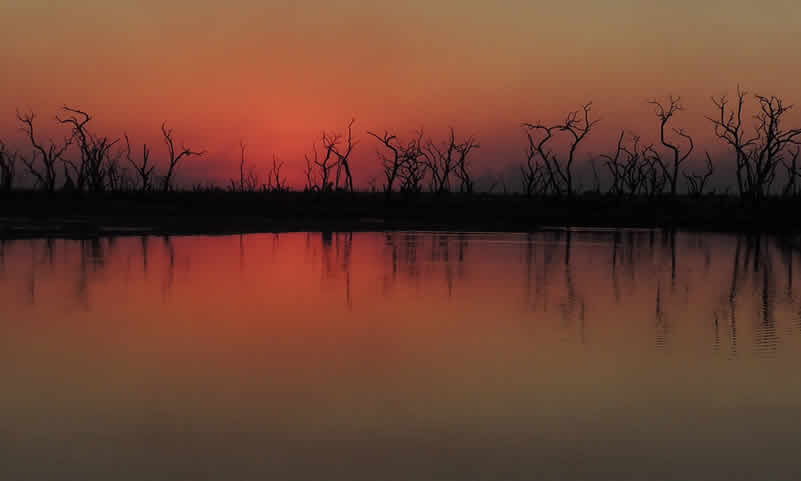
[
  {"xmin": 306, "ymin": 142, "xmax": 336, "ymax": 192},
  {"xmin": 397, "ymin": 133, "xmax": 426, "ymax": 193},
  {"xmin": 684, "ymin": 153, "xmax": 715, "ymax": 198},
  {"xmin": 322, "ymin": 119, "xmax": 357, "ymax": 192},
  {"xmin": 423, "ymin": 128, "xmax": 457, "ymax": 194},
  {"xmin": 57, "ymin": 107, "xmax": 119, "ymax": 192},
  {"xmin": 368, "ymin": 130, "xmax": 402, "ymax": 199},
  {"xmin": 231, "ymin": 140, "xmax": 261, "ymax": 192},
  {"xmin": 17, "ymin": 110, "xmax": 71, "ymax": 192},
  {"xmin": 124, "ymin": 134, "xmax": 154, "ymax": 192},
  {"xmin": 160, "ymin": 122, "xmax": 205, "ymax": 192},
  {"xmin": 708, "ymin": 87, "xmax": 754, "ymax": 197},
  {"xmin": 709, "ymin": 88, "xmax": 801, "ymax": 199},
  {"xmin": 782, "ymin": 146, "xmax": 801, "ymax": 197},
  {"xmin": 520, "ymin": 142, "xmax": 547, "ymax": 197},
  {"xmin": 267, "ymin": 155, "xmax": 287, "ymax": 192},
  {"xmin": 0, "ymin": 140, "xmax": 17, "ymax": 192},
  {"xmin": 105, "ymin": 148, "xmax": 128, "ymax": 192},
  {"xmin": 748, "ymin": 95, "xmax": 801, "ymax": 198},
  {"xmin": 523, "ymin": 102, "xmax": 599, "ymax": 198},
  {"xmin": 369, "ymin": 129, "xmax": 427, "ymax": 198},
  {"xmin": 304, "ymin": 147, "xmax": 320, "ymax": 191},
  {"xmin": 453, "ymin": 134, "xmax": 479, "ymax": 193},
  {"xmin": 238, "ymin": 140, "xmax": 247, "ymax": 192},
  {"xmin": 642, "ymin": 145, "xmax": 668, "ymax": 197},
  {"xmin": 423, "ymin": 128, "xmax": 478, "ymax": 194},
  {"xmin": 649, "ymin": 96, "xmax": 694, "ymax": 197},
  {"xmin": 602, "ymin": 131, "xmax": 654, "ymax": 197}
]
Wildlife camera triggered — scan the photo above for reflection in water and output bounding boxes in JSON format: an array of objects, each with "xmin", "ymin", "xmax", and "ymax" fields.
[
  {"xmin": 2, "ymin": 230, "xmax": 801, "ymax": 480},
  {"xmin": 4, "ymin": 230, "xmax": 801, "ymax": 356}
]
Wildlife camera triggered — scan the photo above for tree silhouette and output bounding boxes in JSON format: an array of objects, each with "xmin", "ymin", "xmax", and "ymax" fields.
[
  {"xmin": 160, "ymin": 122, "xmax": 205, "ymax": 192},
  {"xmin": 322, "ymin": 119, "xmax": 357, "ymax": 192},
  {"xmin": 0, "ymin": 140, "xmax": 17, "ymax": 192},
  {"xmin": 649, "ymin": 96, "xmax": 694, "ymax": 197},
  {"xmin": 16, "ymin": 110, "xmax": 71, "ymax": 192},
  {"xmin": 709, "ymin": 88, "xmax": 801, "ymax": 199},
  {"xmin": 125, "ymin": 134, "xmax": 154, "ymax": 192},
  {"xmin": 523, "ymin": 102, "xmax": 599, "ymax": 198},
  {"xmin": 57, "ymin": 107, "xmax": 119, "ymax": 192}
]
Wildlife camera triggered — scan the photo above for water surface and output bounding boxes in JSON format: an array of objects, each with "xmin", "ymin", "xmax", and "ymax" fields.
[{"xmin": 1, "ymin": 230, "xmax": 800, "ymax": 480}]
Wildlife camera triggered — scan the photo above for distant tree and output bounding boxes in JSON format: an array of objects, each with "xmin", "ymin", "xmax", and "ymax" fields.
[
  {"xmin": 125, "ymin": 133, "xmax": 154, "ymax": 192},
  {"xmin": 238, "ymin": 140, "xmax": 247, "ymax": 192},
  {"xmin": 781, "ymin": 147, "xmax": 801, "ymax": 197},
  {"xmin": 231, "ymin": 140, "xmax": 260, "ymax": 192},
  {"xmin": 267, "ymin": 155, "xmax": 287, "ymax": 192},
  {"xmin": 369, "ymin": 129, "xmax": 426, "ymax": 199},
  {"xmin": 160, "ymin": 122, "xmax": 205, "ymax": 192},
  {"xmin": 397, "ymin": 133, "xmax": 425, "ymax": 193},
  {"xmin": 709, "ymin": 88, "xmax": 801, "ymax": 199},
  {"xmin": 423, "ymin": 128, "xmax": 478, "ymax": 194},
  {"xmin": 0, "ymin": 140, "xmax": 17, "ymax": 192},
  {"xmin": 523, "ymin": 102, "xmax": 599, "ymax": 198},
  {"xmin": 322, "ymin": 119, "xmax": 357, "ymax": 192},
  {"xmin": 649, "ymin": 96, "xmax": 694, "ymax": 198},
  {"xmin": 684, "ymin": 152, "xmax": 715, "ymax": 198},
  {"xmin": 453, "ymin": 134, "xmax": 479, "ymax": 193},
  {"xmin": 306, "ymin": 141, "xmax": 336, "ymax": 192},
  {"xmin": 16, "ymin": 110, "xmax": 71, "ymax": 192},
  {"xmin": 602, "ymin": 131, "xmax": 655, "ymax": 197},
  {"xmin": 368, "ymin": 130, "xmax": 403, "ymax": 198},
  {"xmin": 708, "ymin": 87, "xmax": 752, "ymax": 197},
  {"xmin": 57, "ymin": 107, "xmax": 119, "ymax": 192}
]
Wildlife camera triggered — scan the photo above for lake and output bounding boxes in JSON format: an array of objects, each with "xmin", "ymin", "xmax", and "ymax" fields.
[{"xmin": 1, "ymin": 230, "xmax": 800, "ymax": 480}]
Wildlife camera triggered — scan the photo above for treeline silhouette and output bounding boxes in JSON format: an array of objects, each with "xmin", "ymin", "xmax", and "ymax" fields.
[{"xmin": 1, "ymin": 87, "xmax": 801, "ymax": 233}]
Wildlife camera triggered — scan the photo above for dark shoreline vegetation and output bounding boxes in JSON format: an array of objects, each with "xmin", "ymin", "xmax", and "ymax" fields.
[
  {"xmin": 2, "ymin": 191, "xmax": 801, "ymax": 239},
  {"xmin": 1, "ymin": 88, "xmax": 800, "ymax": 238}
]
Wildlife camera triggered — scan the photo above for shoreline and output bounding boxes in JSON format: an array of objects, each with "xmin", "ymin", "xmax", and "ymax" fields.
[{"xmin": 2, "ymin": 191, "xmax": 801, "ymax": 239}]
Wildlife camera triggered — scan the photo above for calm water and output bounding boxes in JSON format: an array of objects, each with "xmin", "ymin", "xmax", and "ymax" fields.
[{"xmin": 1, "ymin": 230, "xmax": 801, "ymax": 480}]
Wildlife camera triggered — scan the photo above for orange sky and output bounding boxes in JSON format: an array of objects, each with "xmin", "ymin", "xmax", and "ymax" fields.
[{"xmin": 1, "ymin": 0, "xmax": 800, "ymax": 188}]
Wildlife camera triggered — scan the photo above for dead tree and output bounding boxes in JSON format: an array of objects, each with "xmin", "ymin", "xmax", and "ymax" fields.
[
  {"xmin": 602, "ymin": 131, "xmax": 652, "ymax": 197},
  {"xmin": 322, "ymin": 119, "xmax": 357, "ymax": 192},
  {"xmin": 231, "ymin": 140, "xmax": 260, "ymax": 192},
  {"xmin": 306, "ymin": 142, "xmax": 336, "ymax": 192},
  {"xmin": 0, "ymin": 140, "xmax": 17, "ymax": 192},
  {"xmin": 304, "ymin": 148, "xmax": 320, "ymax": 191},
  {"xmin": 602, "ymin": 131, "xmax": 626, "ymax": 196},
  {"xmin": 105, "ymin": 149, "xmax": 128, "ymax": 192},
  {"xmin": 453, "ymin": 134, "xmax": 479, "ymax": 193},
  {"xmin": 368, "ymin": 130, "xmax": 402, "ymax": 199},
  {"xmin": 684, "ymin": 153, "xmax": 715, "ymax": 198},
  {"xmin": 397, "ymin": 133, "xmax": 426, "ymax": 193},
  {"xmin": 124, "ymin": 134, "xmax": 154, "ymax": 192},
  {"xmin": 709, "ymin": 88, "xmax": 801, "ymax": 199},
  {"xmin": 423, "ymin": 128, "xmax": 457, "ymax": 194},
  {"xmin": 161, "ymin": 122, "xmax": 204, "ymax": 192},
  {"xmin": 708, "ymin": 87, "xmax": 755, "ymax": 197},
  {"xmin": 642, "ymin": 146, "xmax": 668, "ymax": 197},
  {"xmin": 267, "ymin": 155, "xmax": 287, "ymax": 192},
  {"xmin": 238, "ymin": 140, "xmax": 247, "ymax": 192},
  {"xmin": 423, "ymin": 128, "xmax": 477, "ymax": 194},
  {"xmin": 17, "ymin": 111, "xmax": 71, "ymax": 192},
  {"xmin": 649, "ymin": 96, "xmax": 694, "ymax": 197},
  {"xmin": 57, "ymin": 107, "xmax": 119, "ymax": 192},
  {"xmin": 782, "ymin": 147, "xmax": 801, "ymax": 197},
  {"xmin": 523, "ymin": 102, "xmax": 599, "ymax": 198},
  {"xmin": 748, "ymin": 95, "xmax": 801, "ymax": 198},
  {"xmin": 520, "ymin": 143, "xmax": 547, "ymax": 197}
]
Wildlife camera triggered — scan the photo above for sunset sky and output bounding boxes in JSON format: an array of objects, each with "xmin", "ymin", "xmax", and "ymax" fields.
[{"xmin": 2, "ymin": 0, "xmax": 800, "ymax": 188}]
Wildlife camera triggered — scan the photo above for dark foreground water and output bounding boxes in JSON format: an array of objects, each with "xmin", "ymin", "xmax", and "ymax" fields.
[{"xmin": 1, "ymin": 230, "xmax": 800, "ymax": 480}]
